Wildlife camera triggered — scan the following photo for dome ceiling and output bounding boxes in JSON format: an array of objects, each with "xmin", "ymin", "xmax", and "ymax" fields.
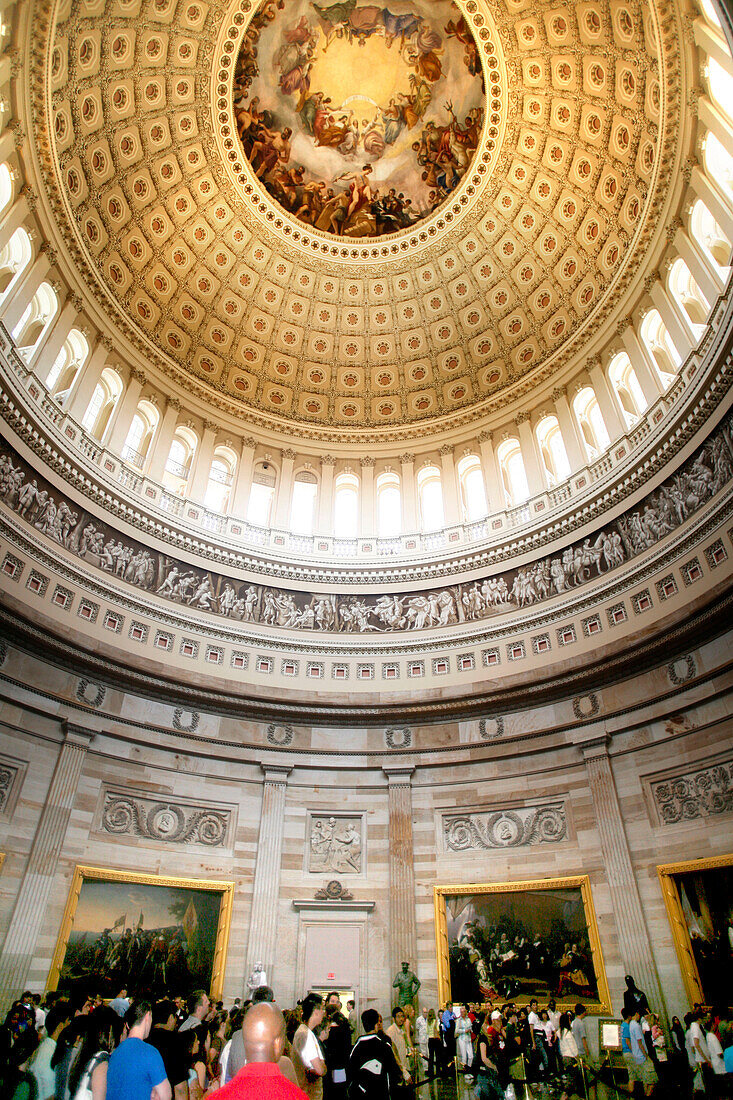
[{"xmin": 31, "ymin": 0, "xmax": 683, "ymax": 436}]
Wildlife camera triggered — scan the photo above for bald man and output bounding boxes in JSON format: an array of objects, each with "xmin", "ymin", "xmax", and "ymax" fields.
[{"xmin": 216, "ymin": 1003, "xmax": 308, "ymax": 1099}]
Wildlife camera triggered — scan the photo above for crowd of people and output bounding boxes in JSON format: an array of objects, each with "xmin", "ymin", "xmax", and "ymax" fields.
[{"xmin": 2, "ymin": 976, "xmax": 733, "ymax": 1099}]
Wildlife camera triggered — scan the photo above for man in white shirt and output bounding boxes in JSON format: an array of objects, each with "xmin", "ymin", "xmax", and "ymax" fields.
[
  {"xmin": 179, "ymin": 989, "xmax": 211, "ymax": 1032},
  {"xmin": 688, "ymin": 1009, "xmax": 714, "ymax": 1092},
  {"xmin": 527, "ymin": 999, "xmax": 549, "ymax": 1075},
  {"xmin": 415, "ymin": 1007, "xmax": 429, "ymax": 1065},
  {"xmin": 571, "ymin": 1004, "xmax": 596, "ymax": 1097}
]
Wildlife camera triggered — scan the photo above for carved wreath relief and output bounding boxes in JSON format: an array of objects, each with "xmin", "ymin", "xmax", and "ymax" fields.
[
  {"xmin": 101, "ymin": 790, "xmax": 231, "ymax": 847},
  {"xmin": 652, "ymin": 761, "xmax": 733, "ymax": 825},
  {"xmin": 443, "ymin": 803, "xmax": 567, "ymax": 850}
]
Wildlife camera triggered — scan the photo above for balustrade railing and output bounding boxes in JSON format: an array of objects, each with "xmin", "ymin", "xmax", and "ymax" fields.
[{"xmin": 0, "ymin": 317, "xmax": 710, "ymax": 567}]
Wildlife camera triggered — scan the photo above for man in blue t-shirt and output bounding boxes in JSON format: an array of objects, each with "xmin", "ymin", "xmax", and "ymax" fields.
[
  {"xmin": 626, "ymin": 1008, "xmax": 657, "ymax": 1097},
  {"xmin": 106, "ymin": 1000, "xmax": 172, "ymax": 1100}
]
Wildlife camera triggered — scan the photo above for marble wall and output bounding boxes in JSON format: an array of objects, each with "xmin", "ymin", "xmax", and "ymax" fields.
[{"xmin": 0, "ymin": 626, "xmax": 730, "ymax": 1022}]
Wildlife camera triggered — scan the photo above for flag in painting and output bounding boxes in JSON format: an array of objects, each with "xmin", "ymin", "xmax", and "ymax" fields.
[
  {"xmin": 137, "ymin": 910, "xmax": 144, "ymax": 929},
  {"xmin": 112, "ymin": 914, "xmax": 126, "ymax": 930},
  {"xmin": 182, "ymin": 899, "xmax": 198, "ymax": 942}
]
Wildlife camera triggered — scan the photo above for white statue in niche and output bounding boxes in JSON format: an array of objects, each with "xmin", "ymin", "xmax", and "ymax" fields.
[{"xmin": 309, "ymin": 815, "xmax": 362, "ymax": 874}]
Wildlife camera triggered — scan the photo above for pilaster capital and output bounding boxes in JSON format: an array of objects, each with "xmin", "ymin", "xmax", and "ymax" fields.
[
  {"xmin": 166, "ymin": 396, "xmax": 181, "ymax": 412},
  {"xmin": 129, "ymin": 366, "xmax": 146, "ymax": 386},
  {"xmin": 477, "ymin": 429, "xmax": 492, "ymax": 444},
  {"xmin": 261, "ymin": 763, "xmax": 293, "ymax": 784},
  {"xmin": 202, "ymin": 419, "xmax": 219, "ymax": 434},
  {"xmin": 439, "ymin": 443, "xmax": 453, "ymax": 457},
  {"xmin": 383, "ymin": 765, "xmax": 415, "ymax": 787},
  {"xmin": 321, "ymin": 454, "xmax": 335, "ymax": 467},
  {"xmin": 643, "ymin": 273, "xmax": 658, "ymax": 294},
  {"xmin": 62, "ymin": 720, "xmax": 95, "ymax": 748},
  {"xmin": 573, "ymin": 731, "xmax": 610, "ymax": 762},
  {"xmin": 360, "ymin": 455, "xmax": 376, "ymax": 467},
  {"xmin": 242, "ymin": 436, "xmax": 256, "ymax": 450},
  {"xmin": 551, "ymin": 386, "xmax": 565, "ymax": 402},
  {"xmin": 282, "ymin": 448, "xmax": 297, "ymax": 462},
  {"xmin": 399, "ymin": 452, "xmax": 415, "ymax": 465},
  {"xmin": 514, "ymin": 410, "xmax": 531, "ymax": 425}
]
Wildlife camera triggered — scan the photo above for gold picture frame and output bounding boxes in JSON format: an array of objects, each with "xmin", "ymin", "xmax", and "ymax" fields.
[
  {"xmin": 657, "ymin": 853, "xmax": 733, "ymax": 1007},
  {"xmin": 47, "ymin": 865, "xmax": 234, "ymax": 1000},
  {"xmin": 434, "ymin": 876, "xmax": 611, "ymax": 1013}
]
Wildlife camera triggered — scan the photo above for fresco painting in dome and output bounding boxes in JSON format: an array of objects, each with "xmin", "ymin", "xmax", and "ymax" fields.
[{"xmin": 233, "ymin": 0, "xmax": 484, "ymax": 236}]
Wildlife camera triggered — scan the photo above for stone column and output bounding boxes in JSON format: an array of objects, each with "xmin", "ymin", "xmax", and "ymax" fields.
[
  {"xmin": 66, "ymin": 339, "xmax": 110, "ymax": 422},
  {"xmin": 274, "ymin": 449, "xmax": 296, "ymax": 528},
  {"xmin": 439, "ymin": 444, "xmax": 461, "ymax": 526},
  {"xmin": 618, "ymin": 322, "xmax": 664, "ymax": 407},
  {"xmin": 360, "ymin": 456, "xmax": 375, "ymax": 536},
  {"xmin": 399, "ymin": 453, "xmax": 418, "ymax": 532},
  {"xmin": 552, "ymin": 387, "xmax": 587, "ymax": 472},
  {"xmin": 105, "ymin": 367, "xmax": 145, "ymax": 454},
  {"xmin": 145, "ymin": 397, "xmax": 180, "ymax": 481},
  {"xmin": 698, "ymin": 96, "xmax": 733, "ymax": 162},
  {"xmin": 2, "ymin": 244, "xmax": 54, "ymax": 334},
  {"xmin": 477, "ymin": 431, "xmax": 505, "ymax": 513},
  {"xmin": 647, "ymin": 277, "xmax": 694, "ymax": 359},
  {"xmin": 187, "ymin": 420, "xmax": 218, "ymax": 504},
  {"xmin": 231, "ymin": 437, "xmax": 256, "ymax": 518},
  {"xmin": 0, "ymin": 723, "xmax": 93, "ymax": 1015},
  {"xmin": 588, "ymin": 359, "xmax": 625, "ymax": 442},
  {"xmin": 316, "ymin": 455, "xmax": 335, "ymax": 535},
  {"xmin": 383, "ymin": 767, "xmax": 418, "ymax": 990},
  {"xmin": 33, "ymin": 298, "xmax": 78, "ymax": 382},
  {"xmin": 244, "ymin": 765, "xmax": 292, "ymax": 990},
  {"xmin": 673, "ymin": 225, "xmax": 722, "ymax": 303},
  {"xmin": 515, "ymin": 412, "xmax": 545, "ymax": 495},
  {"xmin": 0, "ymin": 189, "xmax": 32, "ymax": 254},
  {"xmin": 580, "ymin": 736, "xmax": 667, "ymax": 1016},
  {"xmin": 689, "ymin": 164, "xmax": 733, "ymax": 243}
]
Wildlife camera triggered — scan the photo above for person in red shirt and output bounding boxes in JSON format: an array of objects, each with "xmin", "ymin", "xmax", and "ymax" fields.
[{"xmin": 216, "ymin": 1002, "xmax": 308, "ymax": 1099}]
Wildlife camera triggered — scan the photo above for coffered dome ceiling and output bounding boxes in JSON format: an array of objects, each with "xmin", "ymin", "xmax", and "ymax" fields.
[{"xmin": 29, "ymin": 0, "xmax": 688, "ymax": 436}]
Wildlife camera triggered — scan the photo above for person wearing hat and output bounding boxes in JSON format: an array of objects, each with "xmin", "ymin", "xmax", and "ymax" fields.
[{"xmin": 474, "ymin": 1012, "xmax": 504, "ymax": 1100}]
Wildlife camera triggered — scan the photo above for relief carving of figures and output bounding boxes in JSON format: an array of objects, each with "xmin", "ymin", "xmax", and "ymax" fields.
[
  {"xmin": 101, "ymin": 791, "xmax": 230, "ymax": 847},
  {"xmin": 443, "ymin": 803, "xmax": 567, "ymax": 850},
  {"xmin": 0, "ymin": 763, "xmax": 18, "ymax": 815},
  {"xmin": 309, "ymin": 815, "xmax": 362, "ymax": 874},
  {"xmin": 652, "ymin": 762, "xmax": 733, "ymax": 824},
  {"xmin": 1, "ymin": 409, "xmax": 732, "ymax": 635}
]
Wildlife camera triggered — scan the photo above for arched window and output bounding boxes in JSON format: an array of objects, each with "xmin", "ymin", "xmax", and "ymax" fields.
[
  {"xmin": 703, "ymin": 133, "xmax": 733, "ymax": 199},
  {"xmin": 81, "ymin": 367, "xmax": 122, "ymax": 439},
  {"xmin": 376, "ymin": 470, "xmax": 401, "ymax": 537},
  {"xmin": 290, "ymin": 470, "xmax": 318, "ymax": 535},
  {"xmin": 416, "ymin": 464, "xmax": 445, "ymax": 532},
  {"xmin": 333, "ymin": 471, "xmax": 359, "ymax": 538},
  {"xmin": 0, "ymin": 227, "xmax": 32, "ymax": 302},
  {"xmin": 640, "ymin": 309, "xmax": 681, "ymax": 386},
  {"xmin": 45, "ymin": 328, "xmax": 89, "ymax": 401},
  {"xmin": 698, "ymin": 0, "xmax": 722, "ymax": 29},
  {"xmin": 122, "ymin": 400, "xmax": 159, "ymax": 469},
  {"xmin": 608, "ymin": 353, "xmax": 647, "ymax": 426},
  {"xmin": 12, "ymin": 281, "xmax": 59, "ymax": 358},
  {"xmin": 690, "ymin": 199, "xmax": 731, "ymax": 271},
  {"xmin": 668, "ymin": 257, "xmax": 710, "ymax": 331},
  {"xmin": 0, "ymin": 164, "xmax": 14, "ymax": 218},
  {"xmin": 496, "ymin": 437, "xmax": 529, "ymax": 507},
  {"xmin": 247, "ymin": 461, "xmax": 276, "ymax": 527},
  {"xmin": 163, "ymin": 427, "xmax": 198, "ymax": 496},
  {"xmin": 456, "ymin": 454, "xmax": 488, "ymax": 521},
  {"xmin": 707, "ymin": 58, "xmax": 733, "ymax": 124},
  {"xmin": 573, "ymin": 387, "xmax": 610, "ymax": 460},
  {"xmin": 535, "ymin": 416, "xmax": 571, "ymax": 487},
  {"xmin": 204, "ymin": 446, "xmax": 237, "ymax": 513}
]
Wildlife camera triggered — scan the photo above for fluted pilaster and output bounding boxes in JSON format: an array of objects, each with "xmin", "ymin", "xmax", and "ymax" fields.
[
  {"xmin": 581, "ymin": 738, "xmax": 667, "ymax": 1015},
  {"xmin": 244, "ymin": 765, "xmax": 292, "ymax": 990},
  {"xmin": 0, "ymin": 724, "xmax": 93, "ymax": 1014},
  {"xmin": 384, "ymin": 767, "xmax": 417, "ymax": 992}
]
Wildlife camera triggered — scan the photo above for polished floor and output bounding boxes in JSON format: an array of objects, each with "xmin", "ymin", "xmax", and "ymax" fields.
[{"xmin": 412, "ymin": 1067, "xmax": 632, "ymax": 1100}]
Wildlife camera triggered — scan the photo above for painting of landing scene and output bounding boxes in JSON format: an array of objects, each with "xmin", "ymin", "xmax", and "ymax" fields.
[
  {"xmin": 435, "ymin": 878, "xmax": 610, "ymax": 1011},
  {"xmin": 48, "ymin": 866, "xmax": 233, "ymax": 1000},
  {"xmin": 233, "ymin": 0, "xmax": 485, "ymax": 236},
  {"xmin": 658, "ymin": 856, "xmax": 733, "ymax": 1007}
]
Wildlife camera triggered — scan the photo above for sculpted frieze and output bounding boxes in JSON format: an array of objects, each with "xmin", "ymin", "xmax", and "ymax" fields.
[
  {"xmin": 0, "ymin": 409, "xmax": 731, "ymax": 635},
  {"xmin": 99, "ymin": 788, "xmax": 233, "ymax": 847},
  {"xmin": 651, "ymin": 761, "xmax": 733, "ymax": 825},
  {"xmin": 443, "ymin": 802, "xmax": 567, "ymax": 850}
]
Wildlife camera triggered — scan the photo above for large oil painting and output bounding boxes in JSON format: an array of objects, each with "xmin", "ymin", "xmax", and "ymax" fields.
[
  {"xmin": 658, "ymin": 855, "xmax": 733, "ymax": 1007},
  {"xmin": 233, "ymin": 0, "xmax": 485, "ymax": 236},
  {"xmin": 47, "ymin": 866, "xmax": 234, "ymax": 1000},
  {"xmin": 434, "ymin": 878, "xmax": 610, "ymax": 1012}
]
